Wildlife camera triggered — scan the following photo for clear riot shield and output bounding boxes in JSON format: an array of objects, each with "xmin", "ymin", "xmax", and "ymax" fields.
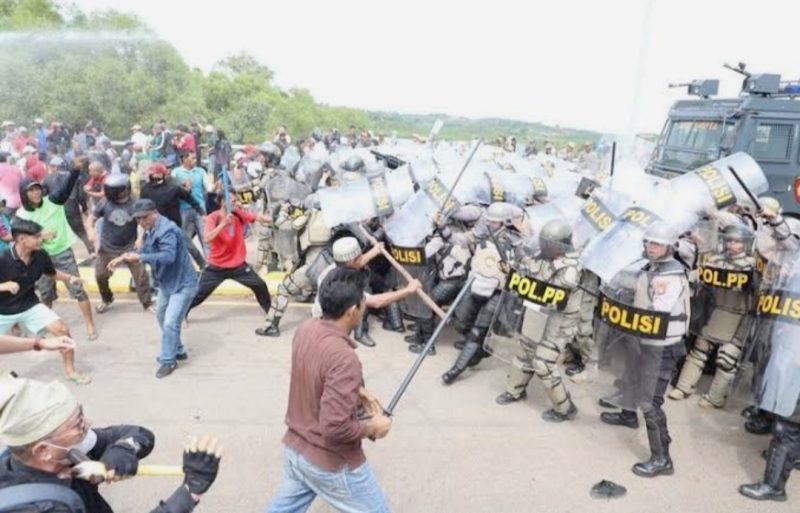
[
  {"xmin": 280, "ymin": 145, "xmax": 302, "ymax": 173},
  {"xmin": 483, "ymin": 267, "xmax": 575, "ymax": 370},
  {"xmin": 571, "ymin": 188, "xmax": 631, "ymax": 251},
  {"xmin": 593, "ymin": 263, "xmax": 687, "ymax": 411},
  {"xmin": 524, "ymin": 194, "xmax": 584, "ymax": 238},
  {"xmin": 267, "ymin": 171, "xmax": 311, "ymax": 205},
  {"xmin": 384, "ymin": 176, "xmax": 462, "ymax": 247},
  {"xmin": 318, "ymin": 168, "xmax": 415, "ymax": 227},
  {"xmin": 751, "ymin": 248, "xmax": 800, "ymax": 423},
  {"xmin": 580, "ymin": 153, "xmax": 767, "ymax": 283},
  {"xmin": 228, "ymin": 167, "xmax": 258, "ymax": 212}
]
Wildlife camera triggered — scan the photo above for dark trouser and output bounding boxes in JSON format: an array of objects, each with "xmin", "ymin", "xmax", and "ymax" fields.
[
  {"xmin": 95, "ymin": 247, "xmax": 152, "ymax": 307},
  {"xmin": 189, "ymin": 264, "xmax": 271, "ymax": 314},
  {"xmin": 762, "ymin": 420, "xmax": 800, "ymax": 489},
  {"xmin": 65, "ymin": 197, "xmax": 93, "ymax": 254},
  {"xmin": 624, "ymin": 343, "xmax": 685, "ymax": 450}
]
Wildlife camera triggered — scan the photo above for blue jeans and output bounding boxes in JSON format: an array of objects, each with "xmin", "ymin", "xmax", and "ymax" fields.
[
  {"xmin": 267, "ymin": 447, "xmax": 391, "ymax": 513},
  {"xmin": 180, "ymin": 209, "xmax": 208, "ymax": 267},
  {"xmin": 156, "ymin": 282, "xmax": 197, "ymax": 364}
]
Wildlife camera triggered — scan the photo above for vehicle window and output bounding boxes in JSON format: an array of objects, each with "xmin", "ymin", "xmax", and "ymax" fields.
[
  {"xmin": 655, "ymin": 120, "xmax": 727, "ymax": 170},
  {"xmin": 753, "ymin": 123, "xmax": 793, "ymax": 161},
  {"xmin": 665, "ymin": 120, "xmax": 722, "ymax": 151}
]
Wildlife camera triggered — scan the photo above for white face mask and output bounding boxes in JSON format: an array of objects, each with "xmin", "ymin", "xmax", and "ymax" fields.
[
  {"xmin": 71, "ymin": 429, "xmax": 98, "ymax": 455},
  {"xmin": 44, "ymin": 428, "xmax": 98, "ymax": 462}
]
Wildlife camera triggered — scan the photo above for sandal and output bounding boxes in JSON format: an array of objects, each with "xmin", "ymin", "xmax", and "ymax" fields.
[
  {"xmin": 87, "ymin": 331, "xmax": 99, "ymax": 341},
  {"xmin": 66, "ymin": 373, "xmax": 92, "ymax": 385}
]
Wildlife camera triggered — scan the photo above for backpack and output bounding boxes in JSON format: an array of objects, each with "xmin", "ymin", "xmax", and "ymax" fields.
[{"xmin": 0, "ymin": 483, "xmax": 86, "ymax": 513}]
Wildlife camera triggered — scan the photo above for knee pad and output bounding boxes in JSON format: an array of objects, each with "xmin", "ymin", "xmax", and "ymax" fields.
[
  {"xmin": 715, "ymin": 343, "xmax": 741, "ymax": 373},
  {"xmin": 688, "ymin": 338, "xmax": 713, "ymax": 364}
]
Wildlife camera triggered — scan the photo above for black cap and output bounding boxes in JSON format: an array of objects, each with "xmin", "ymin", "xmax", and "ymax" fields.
[{"xmin": 131, "ymin": 198, "xmax": 157, "ymax": 218}]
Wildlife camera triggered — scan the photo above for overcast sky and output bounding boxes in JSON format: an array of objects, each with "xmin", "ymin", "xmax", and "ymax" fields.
[{"xmin": 72, "ymin": 0, "xmax": 800, "ymax": 135}]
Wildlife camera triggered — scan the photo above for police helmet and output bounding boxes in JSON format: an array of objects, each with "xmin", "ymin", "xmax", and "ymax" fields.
[
  {"xmin": 103, "ymin": 173, "xmax": 130, "ymax": 202},
  {"xmin": 258, "ymin": 142, "xmax": 283, "ymax": 167},
  {"xmin": 539, "ymin": 219, "xmax": 573, "ymax": 259},
  {"xmin": 340, "ymin": 154, "xmax": 366, "ymax": 174},
  {"xmin": 642, "ymin": 222, "xmax": 678, "ymax": 247},
  {"xmin": 484, "ymin": 202, "xmax": 523, "ymax": 226}
]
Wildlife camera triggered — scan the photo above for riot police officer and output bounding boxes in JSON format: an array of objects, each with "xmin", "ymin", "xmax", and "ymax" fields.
[
  {"xmin": 599, "ymin": 222, "xmax": 690, "ymax": 478},
  {"xmin": 494, "ymin": 220, "xmax": 583, "ymax": 423},
  {"xmin": 668, "ymin": 223, "xmax": 755, "ymax": 408},
  {"xmin": 441, "ymin": 202, "xmax": 526, "ymax": 385}
]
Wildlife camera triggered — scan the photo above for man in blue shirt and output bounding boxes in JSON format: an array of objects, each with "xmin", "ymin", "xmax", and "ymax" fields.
[
  {"xmin": 107, "ymin": 199, "xmax": 198, "ymax": 378},
  {"xmin": 171, "ymin": 151, "xmax": 208, "ymax": 267}
]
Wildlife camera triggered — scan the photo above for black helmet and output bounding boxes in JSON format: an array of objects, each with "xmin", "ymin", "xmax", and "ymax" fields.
[
  {"xmin": 103, "ymin": 173, "xmax": 130, "ymax": 202},
  {"xmin": 720, "ymin": 222, "xmax": 754, "ymax": 255},
  {"xmin": 258, "ymin": 142, "xmax": 283, "ymax": 167},
  {"xmin": 310, "ymin": 128, "xmax": 323, "ymax": 142},
  {"xmin": 340, "ymin": 155, "xmax": 366, "ymax": 174}
]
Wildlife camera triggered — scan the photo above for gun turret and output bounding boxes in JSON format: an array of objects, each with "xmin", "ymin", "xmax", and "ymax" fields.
[{"xmin": 668, "ymin": 79, "xmax": 719, "ymax": 99}]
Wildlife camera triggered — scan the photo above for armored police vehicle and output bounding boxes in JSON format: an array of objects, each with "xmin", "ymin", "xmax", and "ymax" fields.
[{"xmin": 647, "ymin": 63, "xmax": 800, "ymax": 216}]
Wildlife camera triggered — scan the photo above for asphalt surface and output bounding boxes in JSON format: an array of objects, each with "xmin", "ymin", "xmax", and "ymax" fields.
[{"xmin": 2, "ymin": 296, "xmax": 798, "ymax": 513}]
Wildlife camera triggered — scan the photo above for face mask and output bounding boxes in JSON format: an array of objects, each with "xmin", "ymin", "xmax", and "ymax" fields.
[{"xmin": 43, "ymin": 428, "xmax": 98, "ymax": 463}]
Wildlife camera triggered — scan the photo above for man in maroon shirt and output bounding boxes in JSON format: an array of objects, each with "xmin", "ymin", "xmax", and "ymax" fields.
[
  {"xmin": 267, "ymin": 267, "xmax": 393, "ymax": 513},
  {"xmin": 188, "ymin": 189, "xmax": 272, "ymax": 331}
]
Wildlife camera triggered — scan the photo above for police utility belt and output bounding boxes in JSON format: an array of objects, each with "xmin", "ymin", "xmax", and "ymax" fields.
[
  {"xmin": 598, "ymin": 294, "xmax": 686, "ymax": 340},
  {"xmin": 506, "ymin": 270, "xmax": 571, "ymax": 312}
]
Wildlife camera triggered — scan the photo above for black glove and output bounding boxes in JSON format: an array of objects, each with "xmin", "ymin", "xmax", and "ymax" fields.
[
  {"xmin": 100, "ymin": 445, "xmax": 139, "ymax": 477},
  {"xmin": 182, "ymin": 446, "xmax": 220, "ymax": 494}
]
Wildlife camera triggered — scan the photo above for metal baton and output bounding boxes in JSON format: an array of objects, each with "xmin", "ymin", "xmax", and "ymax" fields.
[
  {"xmin": 385, "ymin": 277, "xmax": 474, "ymax": 415},
  {"xmin": 727, "ymin": 165, "xmax": 762, "ymax": 212}
]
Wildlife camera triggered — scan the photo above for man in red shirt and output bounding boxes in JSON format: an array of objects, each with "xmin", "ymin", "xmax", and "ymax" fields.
[
  {"xmin": 266, "ymin": 266, "xmax": 393, "ymax": 512},
  {"xmin": 187, "ymin": 188, "xmax": 272, "ymax": 331}
]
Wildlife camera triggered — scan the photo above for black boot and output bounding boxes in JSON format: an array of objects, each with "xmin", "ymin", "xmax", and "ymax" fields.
[
  {"xmin": 442, "ymin": 334, "xmax": 483, "ymax": 385},
  {"xmin": 354, "ymin": 319, "xmax": 376, "ymax": 347},
  {"xmin": 255, "ymin": 317, "xmax": 281, "ymax": 337},
  {"xmin": 601, "ymin": 410, "xmax": 640, "ymax": 429},
  {"xmin": 496, "ymin": 390, "xmax": 527, "ymax": 405},
  {"xmin": 740, "ymin": 424, "xmax": 796, "ymax": 501},
  {"xmin": 746, "ymin": 410, "xmax": 775, "ymax": 435},
  {"xmin": 404, "ymin": 321, "xmax": 422, "ymax": 344},
  {"xmin": 382, "ymin": 303, "xmax": 405, "ymax": 333},
  {"xmin": 632, "ymin": 421, "xmax": 674, "ymax": 478},
  {"xmin": 409, "ymin": 319, "xmax": 436, "ymax": 355},
  {"xmin": 541, "ymin": 401, "xmax": 578, "ymax": 423}
]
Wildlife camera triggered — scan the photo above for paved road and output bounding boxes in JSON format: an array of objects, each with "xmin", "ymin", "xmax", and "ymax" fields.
[{"xmin": 3, "ymin": 296, "xmax": 797, "ymax": 513}]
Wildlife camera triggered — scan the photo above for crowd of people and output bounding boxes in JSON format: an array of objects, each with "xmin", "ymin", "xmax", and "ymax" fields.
[{"xmin": 0, "ymin": 116, "xmax": 798, "ymax": 512}]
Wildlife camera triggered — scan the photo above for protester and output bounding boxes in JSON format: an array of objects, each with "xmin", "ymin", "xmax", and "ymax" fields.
[
  {"xmin": 16, "ymin": 157, "xmax": 98, "ymax": 341},
  {"xmin": 266, "ymin": 267, "xmax": 392, "ymax": 512},
  {"xmin": 171, "ymin": 152, "xmax": 209, "ymax": 267},
  {"xmin": 107, "ymin": 199, "xmax": 198, "ymax": 378},
  {"xmin": 89, "ymin": 173, "xmax": 154, "ymax": 313},
  {"xmin": 0, "ymin": 218, "xmax": 90, "ymax": 384},
  {"xmin": 0, "ymin": 377, "xmax": 222, "ymax": 513},
  {"xmin": 187, "ymin": 187, "xmax": 272, "ymax": 330}
]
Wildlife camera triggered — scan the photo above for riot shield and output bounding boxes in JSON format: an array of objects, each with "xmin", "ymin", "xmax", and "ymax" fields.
[
  {"xmin": 571, "ymin": 188, "xmax": 631, "ymax": 250},
  {"xmin": 267, "ymin": 171, "xmax": 311, "ymax": 205},
  {"xmin": 228, "ymin": 167, "xmax": 258, "ymax": 212},
  {"xmin": 280, "ymin": 145, "xmax": 302, "ymax": 173},
  {"xmin": 483, "ymin": 266, "xmax": 575, "ymax": 370},
  {"xmin": 318, "ymin": 168, "xmax": 414, "ymax": 227},
  {"xmin": 391, "ymin": 243, "xmax": 437, "ymax": 319},
  {"xmin": 750, "ymin": 246, "xmax": 800, "ymax": 422},
  {"xmin": 593, "ymin": 263, "xmax": 688, "ymax": 411},
  {"xmin": 384, "ymin": 176, "xmax": 462, "ymax": 247},
  {"xmin": 583, "ymin": 153, "xmax": 767, "ymax": 281}
]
